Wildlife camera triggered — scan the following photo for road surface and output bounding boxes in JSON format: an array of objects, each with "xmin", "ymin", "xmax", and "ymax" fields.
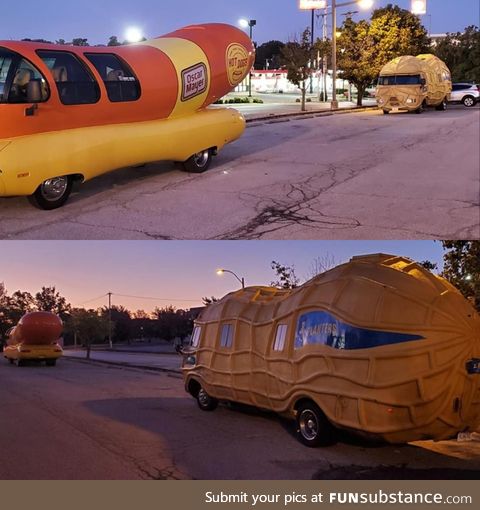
[
  {"xmin": 0, "ymin": 106, "xmax": 478, "ymax": 240},
  {"xmin": 1, "ymin": 360, "xmax": 479, "ymax": 480}
]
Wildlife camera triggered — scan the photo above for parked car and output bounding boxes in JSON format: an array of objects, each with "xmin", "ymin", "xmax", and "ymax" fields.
[{"xmin": 450, "ymin": 83, "xmax": 479, "ymax": 107}]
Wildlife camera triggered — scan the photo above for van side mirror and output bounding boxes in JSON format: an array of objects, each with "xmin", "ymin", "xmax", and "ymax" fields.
[{"xmin": 27, "ymin": 79, "xmax": 42, "ymax": 103}]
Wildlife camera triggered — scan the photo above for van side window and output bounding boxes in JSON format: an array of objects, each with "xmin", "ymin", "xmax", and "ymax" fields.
[
  {"xmin": 0, "ymin": 48, "xmax": 49, "ymax": 104},
  {"xmin": 84, "ymin": 53, "xmax": 141, "ymax": 102},
  {"xmin": 273, "ymin": 324, "xmax": 288, "ymax": 351},
  {"xmin": 191, "ymin": 326, "xmax": 201, "ymax": 347},
  {"xmin": 220, "ymin": 324, "xmax": 234, "ymax": 348},
  {"xmin": 37, "ymin": 50, "xmax": 100, "ymax": 105}
]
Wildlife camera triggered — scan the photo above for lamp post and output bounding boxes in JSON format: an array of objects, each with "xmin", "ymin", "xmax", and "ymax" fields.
[
  {"xmin": 216, "ymin": 269, "xmax": 245, "ymax": 289},
  {"xmin": 331, "ymin": 0, "xmax": 374, "ymax": 110},
  {"xmin": 239, "ymin": 19, "xmax": 257, "ymax": 97}
]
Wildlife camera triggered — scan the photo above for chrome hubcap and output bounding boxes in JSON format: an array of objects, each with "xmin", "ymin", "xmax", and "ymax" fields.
[
  {"xmin": 40, "ymin": 177, "xmax": 68, "ymax": 202},
  {"xmin": 193, "ymin": 151, "xmax": 209, "ymax": 168},
  {"xmin": 299, "ymin": 410, "xmax": 318, "ymax": 440},
  {"xmin": 465, "ymin": 98, "xmax": 474, "ymax": 107}
]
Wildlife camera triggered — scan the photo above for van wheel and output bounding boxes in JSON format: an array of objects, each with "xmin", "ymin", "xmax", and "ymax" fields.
[
  {"xmin": 182, "ymin": 150, "xmax": 212, "ymax": 174},
  {"xmin": 296, "ymin": 402, "xmax": 334, "ymax": 447},
  {"xmin": 17, "ymin": 360, "xmax": 26, "ymax": 367},
  {"xmin": 463, "ymin": 96, "xmax": 475, "ymax": 107},
  {"xmin": 46, "ymin": 359, "xmax": 57, "ymax": 367},
  {"xmin": 197, "ymin": 387, "xmax": 218, "ymax": 411},
  {"xmin": 435, "ymin": 98, "xmax": 447, "ymax": 111},
  {"xmin": 28, "ymin": 176, "xmax": 73, "ymax": 210},
  {"xmin": 8, "ymin": 358, "xmax": 14, "ymax": 364},
  {"xmin": 382, "ymin": 109, "xmax": 389, "ymax": 115}
]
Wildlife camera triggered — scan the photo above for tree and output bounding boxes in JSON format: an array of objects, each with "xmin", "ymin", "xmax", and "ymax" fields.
[
  {"xmin": 34, "ymin": 286, "xmax": 70, "ymax": 317},
  {"xmin": 255, "ymin": 40, "xmax": 285, "ymax": 70},
  {"xmin": 308, "ymin": 253, "xmax": 338, "ymax": 279},
  {"xmin": 434, "ymin": 26, "xmax": 480, "ymax": 83},
  {"xmin": 108, "ymin": 36, "xmax": 122, "ymax": 47},
  {"xmin": 271, "ymin": 261, "xmax": 300, "ymax": 289},
  {"xmin": 72, "ymin": 38, "xmax": 89, "ymax": 47},
  {"xmin": 56, "ymin": 39, "xmax": 67, "ymax": 45},
  {"xmin": 419, "ymin": 260, "xmax": 438, "ymax": 272},
  {"xmin": 338, "ymin": 5, "xmax": 429, "ymax": 106},
  {"xmin": 441, "ymin": 241, "xmax": 480, "ymax": 310},
  {"xmin": 6, "ymin": 290, "xmax": 35, "ymax": 326},
  {"xmin": 281, "ymin": 29, "xmax": 316, "ymax": 111},
  {"xmin": 66, "ymin": 309, "xmax": 110, "ymax": 357},
  {"xmin": 101, "ymin": 305, "xmax": 132, "ymax": 343},
  {"xmin": 202, "ymin": 296, "xmax": 219, "ymax": 305}
]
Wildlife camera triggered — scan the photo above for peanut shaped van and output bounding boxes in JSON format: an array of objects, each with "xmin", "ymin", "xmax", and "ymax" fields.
[
  {"xmin": 376, "ymin": 54, "xmax": 452, "ymax": 114},
  {"xmin": 182, "ymin": 254, "xmax": 480, "ymax": 447},
  {"xmin": 0, "ymin": 24, "xmax": 254, "ymax": 209},
  {"xmin": 4, "ymin": 311, "xmax": 63, "ymax": 366}
]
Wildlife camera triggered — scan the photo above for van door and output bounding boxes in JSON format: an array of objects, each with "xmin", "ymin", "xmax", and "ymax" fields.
[{"xmin": 0, "ymin": 47, "xmax": 50, "ymax": 135}]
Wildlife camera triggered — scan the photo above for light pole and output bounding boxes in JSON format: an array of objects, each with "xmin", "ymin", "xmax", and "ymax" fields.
[
  {"xmin": 107, "ymin": 291, "xmax": 112, "ymax": 349},
  {"xmin": 216, "ymin": 269, "xmax": 245, "ymax": 289},
  {"xmin": 239, "ymin": 19, "xmax": 257, "ymax": 97},
  {"xmin": 331, "ymin": 0, "xmax": 374, "ymax": 110}
]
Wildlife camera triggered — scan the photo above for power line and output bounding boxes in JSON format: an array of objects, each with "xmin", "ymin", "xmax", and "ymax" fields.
[
  {"xmin": 73, "ymin": 293, "xmax": 108, "ymax": 306},
  {"xmin": 112, "ymin": 293, "xmax": 201, "ymax": 303}
]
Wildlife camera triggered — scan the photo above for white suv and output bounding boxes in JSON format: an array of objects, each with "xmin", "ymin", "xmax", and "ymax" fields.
[{"xmin": 450, "ymin": 83, "xmax": 479, "ymax": 107}]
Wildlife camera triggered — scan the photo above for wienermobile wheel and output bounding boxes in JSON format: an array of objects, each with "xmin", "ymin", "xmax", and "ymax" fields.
[
  {"xmin": 296, "ymin": 402, "xmax": 335, "ymax": 447},
  {"xmin": 182, "ymin": 149, "xmax": 213, "ymax": 174},
  {"xmin": 28, "ymin": 175, "xmax": 73, "ymax": 210}
]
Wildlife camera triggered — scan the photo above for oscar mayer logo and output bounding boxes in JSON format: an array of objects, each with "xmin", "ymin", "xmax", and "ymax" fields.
[
  {"xmin": 181, "ymin": 63, "xmax": 208, "ymax": 102},
  {"xmin": 226, "ymin": 43, "xmax": 250, "ymax": 86}
]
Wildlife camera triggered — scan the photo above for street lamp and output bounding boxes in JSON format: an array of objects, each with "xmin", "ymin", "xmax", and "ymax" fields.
[
  {"xmin": 216, "ymin": 269, "xmax": 245, "ymax": 289},
  {"xmin": 299, "ymin": 1, "xmax": 328, "ymax": 93},
  {"xmin": 411, "ymin": 0, "xmax": 427, "ymax": 15},
  {"xmin": 125, "ymin": 26, "xmax": 144, "ymax": 43},
  {"xmin": 239, "ymin": 19, "xmax": 257, "ymax": 97},
  {"xmin": 331, "ymin": 0, "xmax": 374, "ymax": 109}
]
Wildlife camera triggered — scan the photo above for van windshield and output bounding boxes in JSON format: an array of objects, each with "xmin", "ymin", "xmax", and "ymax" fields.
[{"xmin": 378, "ymin": 75, "xmax": 422, "ymax": 86}]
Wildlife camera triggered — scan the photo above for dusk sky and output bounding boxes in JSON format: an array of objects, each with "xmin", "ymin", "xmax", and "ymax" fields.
[
  {"xmin": 2, "ymin": 1, "xmax": 478, "ymax": 45},
  {"xmin": 0, "ymin": 241, "xmax": 443, "ymax": 313}
]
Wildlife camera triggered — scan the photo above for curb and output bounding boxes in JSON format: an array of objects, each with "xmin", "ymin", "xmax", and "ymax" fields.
[
  {"xmin": 64, "ymin": 356, "xmax": 182, "ymax": 375},
  {"xmin": 245, "ymin": 105, "xmax": 378, "ymax": 124}
]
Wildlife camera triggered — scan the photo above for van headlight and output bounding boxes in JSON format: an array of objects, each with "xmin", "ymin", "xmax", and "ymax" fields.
[{"xmin": 406, "ymin": 98, "xmax": 416, "ymax": 104}]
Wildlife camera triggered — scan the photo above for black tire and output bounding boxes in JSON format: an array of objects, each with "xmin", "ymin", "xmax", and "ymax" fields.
[
  {"xmin": 196, "ymin": 387, "xmax": 218, "ymax": 411},
  {"xmin": 182, "ymin": 149, "xmax": 213, "ymax": 174},
  {"xmin": 463, "ymin": 96, "xmax": 476, "ymax": 108},
  {"xmin": 435, "ymin": 98, "xmax": 447, "ymax": 111},
  {"xmin": 17, "ymin": 359, "xmax": 26, "ymax": 367},
  {"xmin": 382, "ymin": 109, "xmax": 389, "ymax": 115},
  {"xmin": 296, "ymin": 402, "xmax": 335, "ymax": 447},
  {"xmin": 28, "ymin": 175, "xmax": 73, "ymax": 210},
  {"xmin": 46, "ymin": 359, "xmax": 57, "ymax": 367},
  {"xmin": 8, "ymin": 358, "xmax": 14, "ymax": 365}
]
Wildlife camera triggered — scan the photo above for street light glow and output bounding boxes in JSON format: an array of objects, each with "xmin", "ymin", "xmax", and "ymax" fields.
[
  {"xmin": 411, "ymin": 0, "xmax": 427, "ymax": 15},
  {"xmin": 238, "ymin": 19, "xmax": 249, "ymax": 29},
  {"xmin": 216, "ymin": 269, "xmax": 225, "ymax": 276},
  {"xmin": 125, "ymin": 26, "xmax": 143, "ymax": 43},
  {"xmin": 357, "ymin": 0, "xmax": 374, "ymax": 9}
]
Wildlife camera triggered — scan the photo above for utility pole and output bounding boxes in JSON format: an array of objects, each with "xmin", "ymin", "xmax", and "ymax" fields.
[
  {"xmin": 310, "ymin": 8, "xmax": 315, "ymax": 94},
  {"xmin": 108, "ymin": 292, "xmax": 112, "ymax": 349}
]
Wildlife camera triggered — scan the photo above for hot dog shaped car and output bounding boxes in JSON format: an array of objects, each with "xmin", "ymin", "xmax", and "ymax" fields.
[
  {"xmin": 4, "ymin": 311, "xmax": 63, "ymax": 366},
  {"xmin": 0, "ymin": 24, "xmax": 255, "ymax": 209},
  {"xmin": 182, "ymin": 254, "xmax": 480, "ymax": 447}
]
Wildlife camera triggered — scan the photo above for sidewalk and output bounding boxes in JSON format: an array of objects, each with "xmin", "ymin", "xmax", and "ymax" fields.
[{"xmin": 64, "ymin": 349, "xmax": 182, "ymax": 373}]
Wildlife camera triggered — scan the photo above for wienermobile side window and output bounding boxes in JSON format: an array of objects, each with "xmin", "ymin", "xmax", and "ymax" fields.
[
  {"xmin": 36, "ymin": 50, "xmax": 100, "ymax": 105},
  {"xmin": 273, "ymin": 324, "xmax": 288, "ymax": 352},
  {"xmin": 84, "ymin": 53, "xmax": 141, "ymax": 103},
  {"xmin": 0, "ymin": 48, "xmax": 49, "ymax": 104}
]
